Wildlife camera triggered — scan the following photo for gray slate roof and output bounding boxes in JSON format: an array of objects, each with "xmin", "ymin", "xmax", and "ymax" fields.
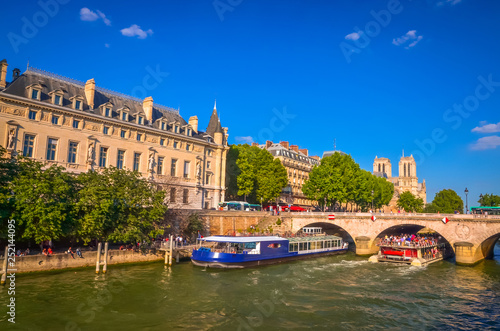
[{"xmin": 3, "ymin": 67, "xmax": 186, "ymax": 126}]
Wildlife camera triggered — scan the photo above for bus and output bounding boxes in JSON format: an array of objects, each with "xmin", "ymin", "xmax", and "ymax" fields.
[
  {"xmin": 218, "ymin": 201, "xmax": 250, "ymax": 211},
  {"xmin": 470, "ymin": 206, "xmax": 500, "ymax": 216}
]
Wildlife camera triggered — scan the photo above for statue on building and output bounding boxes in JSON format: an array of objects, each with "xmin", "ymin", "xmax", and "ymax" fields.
[
  {"xmin": 7, "ymin": 128, "xmax": 16, "ymax": 150},
  {"xmin": 196, "ymin": 160, "xmax": 202, "ymax": 179},
  {"xmin": 87, "ymin": 142, "xmax": 95, "ymax": 163},
  {"xmin": 148, "ymin": 153, "xmax": 155, "ymax": 172}
]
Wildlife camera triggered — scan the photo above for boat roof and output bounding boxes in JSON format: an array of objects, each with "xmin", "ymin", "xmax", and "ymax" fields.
[{"xmin": 199, "ymin": 236, "xmax": 286, "ymax": 243}]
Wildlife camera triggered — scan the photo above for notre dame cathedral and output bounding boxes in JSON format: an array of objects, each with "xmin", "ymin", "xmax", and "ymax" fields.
[{"xmin": 373, "ymin": 153, "xmax": 427, "ymax": 211}]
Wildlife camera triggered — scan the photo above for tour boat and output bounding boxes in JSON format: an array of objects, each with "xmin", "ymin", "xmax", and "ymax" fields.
[
  {"xmin": 191, "ymin": 230, "xmax": 348, "ymax": 268},
  {"xmin": 369, "ymin": 239, "xmax": 448, "ymax": 267}
]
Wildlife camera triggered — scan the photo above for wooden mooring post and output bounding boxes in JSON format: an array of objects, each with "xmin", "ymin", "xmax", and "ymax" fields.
[
  {"xmin": 1, "ymin": 246, "xmax": 8, "ymax": 285},
  {"xmin": 95, "ymin": 242, "xmax": 109, "ymax": 274},
  {"xmin": 164, "ymin": 234, "xmax": 174, "ymax": 266}
]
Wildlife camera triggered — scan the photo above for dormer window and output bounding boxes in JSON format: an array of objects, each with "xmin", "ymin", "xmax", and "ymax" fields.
[
  {"xmin": 26, "ymin": 83, "xmax": 42, "ymax": 101},
  {"xmin": 175, "ymin": 126, "xmax": 179, "ymax": 133},
  {"xmin": 70, "ymin": 95, "xmax": 84, "ymax": 110},
  {"xmin": 49, "ymin": 89, "xmax": 64, "ymax": 106},
  {"xmin": 121, "ymin": 111, "xmax": 128, "ymax": 121},
  {"xmin": 138, "ymin": 116, "xmax": 144, "ymax": 125},
  {"xmin": 187, "ymin": 128, "xmax": 192, "ymax": 136},
  {"xmin": 161, "ymin": 122, "xmax": 166, "ymax": 130},
  {"xmin": 105, "ymin": 107, "xmax": 111, "ymax": 117}
]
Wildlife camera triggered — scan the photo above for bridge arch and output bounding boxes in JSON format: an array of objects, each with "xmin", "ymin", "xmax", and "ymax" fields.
[
  {"xmin": 369, "ymin": 223, "xmax": 455, "ymax": 258},
  {"xmin": 296, "ymin": 222, "xmax": 356, "ymax": 250}
]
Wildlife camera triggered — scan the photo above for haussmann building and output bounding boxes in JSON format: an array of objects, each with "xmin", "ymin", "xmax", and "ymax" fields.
[{"xmin": 0, "ymin": 59, "xmax": 229, "ymax": 210}]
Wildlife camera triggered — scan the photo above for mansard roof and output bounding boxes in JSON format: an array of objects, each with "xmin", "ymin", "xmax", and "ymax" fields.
[{"xmin": 3, "ymin": 66, "xmax": 186, "ymax": 125}]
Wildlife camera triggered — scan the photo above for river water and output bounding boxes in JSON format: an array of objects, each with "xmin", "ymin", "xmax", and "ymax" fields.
[{"xmin": 1, "ymin": 244, "xmax": 499, "ymax": 330}]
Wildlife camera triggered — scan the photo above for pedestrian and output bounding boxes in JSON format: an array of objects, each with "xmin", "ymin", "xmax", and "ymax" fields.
[
  {"xmin": 67, "ymin": 247, "xmax": 75, "ymax": 259},
  {"xmin": 76, "ymin": 248, "xmax": 83, "ymax": 258}
]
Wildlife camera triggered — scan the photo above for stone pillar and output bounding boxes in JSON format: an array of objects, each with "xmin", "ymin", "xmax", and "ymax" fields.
[
  {"xmin": 453, "ymin": 242, "xmax": 481, "ymax": 265},
  {"xmin": 354, "ymin": 236, "xmax": 377, "ymax": 255}
]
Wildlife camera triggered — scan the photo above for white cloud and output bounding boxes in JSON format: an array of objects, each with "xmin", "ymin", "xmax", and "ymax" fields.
[
  {"xmin": 234, "ymin": 136, "xmax": 254, "ymax": 144},
  {"xmin": 472, "ymin": 122, "xmax": 500, "ymax": 134},
  {"xmin": 392, "ymin": 30, "xmax": 423, "ymax": 48},
  {"xmin": 96, "ymin": 10, "xmax": 111, "ymax": 26},
  {"xmin": 80, "ymin": 8, "xmax": 111, "ymax": 26},
  {"xmin": 345, "ymin": 32, "xmax": 362, "ymax": 41},
  {"xmin": 120, "ymin": 24, "xmax": 153, "ymax": 39},
  {"xmin": 470, "ymin": 136, "xmax": 500, "ymax": 150},
  {"xmin": 80, "ymin": 8, "xmax": 99, "ymax": 21}
]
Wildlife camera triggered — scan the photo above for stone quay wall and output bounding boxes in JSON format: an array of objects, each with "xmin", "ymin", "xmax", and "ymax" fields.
[{"xmin": 3, "ymin": 249, "xmax": 164, "ymax": 274}]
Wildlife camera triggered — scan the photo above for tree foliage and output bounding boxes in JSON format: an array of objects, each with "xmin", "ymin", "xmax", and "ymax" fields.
[
  {"xmin": 397, "ymin": 191, "xmax": 424, "ymax": 212},
  {"xmin": 478, "ymin": 193, "xmax": 500, "ymax": 207},
  {"xmin": 302, "ymin": 152, "xmax": 393, "ymax": 211},
  {"xmin": 11, "ymin": 159, "xmax": 77, "ymax": 244},
  {"xmin": 431, "ymin": 189, "xmax": 464, "ymax": 213},
  {"xmin": 0, "ymin": 154, "xmax": 168, "ymax": 245},
  {"xmin": 75, "ymin": 167, "xmax": 167, "ymax": 244},
  {"xmin": 0, "ymin": 147, "xmax": 19, "ymax": 236},
  {"xmin": 226, "ymin": 144, "xmax": 288, "ymax": 203}
]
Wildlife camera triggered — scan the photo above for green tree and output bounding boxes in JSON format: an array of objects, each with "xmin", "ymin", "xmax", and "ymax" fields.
[
  {"xmin": 432, "ymin": 189, "xmax": 464, "ymax": 213},
  {"xmin": 423, "ymin": 203, "xmax": 439, "ymax": 213},
  {"xmin": 11, "ymin": 159, "xmax": 77, "ymax": 244},
  {"xmin": 225, "ymin": 146, "xmax": 241, "ymax": 200},
  {"xmin": 226, "ymin": 144, "xmax": 288, "ymax": 204},
  {"xmin": 256, "ymin": 158, "xmax": 288, "ymax": 203},
  {"xmin": 478, "ymin": 193, "xmax": 500, "ymax": 207},
  {"xmin": 0, "ymin": 147, "xmax": 19, "ymax": 235},
  {"xmin": 397, "ymin": 191, "xmax": 424, "ymax": 212},
  {"xmin": 75, "ymin": 167, "xmax": 167, "ymax": 244},
  {"xmin": 186, "ymin": 213, "xmax": 204, "ymax": 237},
  {"xmin": 303, "ymin": 152, "xmax": 393, "ymax": 211}
]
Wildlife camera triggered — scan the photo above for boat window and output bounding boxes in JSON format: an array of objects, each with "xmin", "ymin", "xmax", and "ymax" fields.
[
  {"xmin": 244, "ymin": 242, "xmax": 256, "ymax": 249},
  {"xmin": 268, "ymin": 243, "xmax": 281, "ymax": 249}
]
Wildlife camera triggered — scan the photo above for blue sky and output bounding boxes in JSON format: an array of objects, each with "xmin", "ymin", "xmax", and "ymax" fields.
[{"xmin": 1, "ymin": 0, "xmax": 499, "ymax": 206}]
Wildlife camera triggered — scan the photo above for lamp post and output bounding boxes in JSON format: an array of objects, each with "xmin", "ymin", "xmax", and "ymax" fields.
[
  {"xmin": 371, "ymin": 190, "xmax": 374, "ymax": 212},
  {"xmin": 464, "ymin": 188, "xmax": 469, "ymax": 214}
]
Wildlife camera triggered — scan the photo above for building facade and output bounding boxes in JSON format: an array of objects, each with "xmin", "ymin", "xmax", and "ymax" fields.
[
  {"xmin": 0, "ymin": 59, "xmax": 228, "ymax": 210},
  {"xmin": 256, "ymin": 140, "xmax": 320, "ymax": 208},
  {"xmin": 373, "ymin": 154, "xmax": 427, "ymax": 211}
]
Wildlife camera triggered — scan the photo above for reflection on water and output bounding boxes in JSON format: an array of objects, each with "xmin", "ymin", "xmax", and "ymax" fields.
[{"xmin": 0, "ymin": 244, "xmax": 499, "ymax": 330}]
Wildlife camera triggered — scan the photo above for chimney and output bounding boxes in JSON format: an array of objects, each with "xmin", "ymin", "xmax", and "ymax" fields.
[
  {"xmin": 251, "ymin": 142, "xmax": 259, "ymax": 147},
  {"xmin": 266, "ymin": 140, "xmax": 273, "ymax": 149},
  {"xmin": 188, "ymin": 116, "xmax": 198, "ymax": 133},
  {"xmin": 12, "ymin": 68, "xmax": 20, "ymax": 81},
  {"xmin": 299, "ymin": 148, "xmax": 308, "ymax": 156},
  {"xmin": 279, "ymin": 141, "xmax": 289, "ymax": 149},
  {"xmin": 0, "ymin": 59, "xmax": 8, "ymax": 88},
  {"xmin": 143, "ymin": 96, "xmax": 154, "ymax": 122},
  {"xmin": 290, "ymin": 145, "xmax": 299, "ymax": 153},
  {"xmin": 84, "ymin": 78, "xmax": 95, "ymax": 109}
]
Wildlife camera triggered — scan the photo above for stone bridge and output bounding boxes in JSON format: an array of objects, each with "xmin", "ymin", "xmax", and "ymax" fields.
[{"xmin": 191, "ymin": 210, "xmax": 500, "ymax": 266}]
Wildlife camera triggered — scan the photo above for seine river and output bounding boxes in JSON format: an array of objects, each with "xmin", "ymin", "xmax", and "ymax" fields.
[{"xmin": 1, "ymin": 244, "xmax": 499, "ymax": 330}]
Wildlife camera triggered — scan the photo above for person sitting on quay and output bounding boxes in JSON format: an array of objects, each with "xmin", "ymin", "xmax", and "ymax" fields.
[
  {"xmin": 76, "ymin": 248, "xmax": 83, "ymax": 258},
  {"xmin": 47, "ymin": 247, "xmax": 53, "ymax": 255},
  {"xmin": 67, "ymin": 247, "xmax": 75, "ymax": 259}
]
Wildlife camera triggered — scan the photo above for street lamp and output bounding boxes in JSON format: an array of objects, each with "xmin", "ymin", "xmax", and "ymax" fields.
[
  {"xmin": 371, "ymin": 190, "xmax": 374, "ymax": 211},
  {"xmin": 464, "ymin": 188, "xmax": 469, "ymax": 214}
]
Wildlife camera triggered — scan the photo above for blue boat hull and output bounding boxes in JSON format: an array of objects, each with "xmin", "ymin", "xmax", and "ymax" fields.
[{"xmin": 191, "ymin": 248, "xmax": 348, "ymax": 268}]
